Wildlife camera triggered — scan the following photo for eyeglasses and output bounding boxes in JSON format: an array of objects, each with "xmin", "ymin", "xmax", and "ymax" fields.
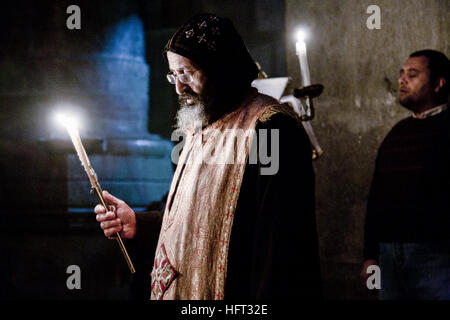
[{"xmin": 166, "ymin": 70, "xmax": 195, "ymax": 85}]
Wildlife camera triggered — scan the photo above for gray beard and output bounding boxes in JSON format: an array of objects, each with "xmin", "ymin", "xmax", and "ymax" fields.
[
  {"xmin": 174, "ymin": 97, "xmax": 209, "ymax": 132},
  {"xmin": 174, "ymin": 85, "xmax": 234, "ymax": 132}
]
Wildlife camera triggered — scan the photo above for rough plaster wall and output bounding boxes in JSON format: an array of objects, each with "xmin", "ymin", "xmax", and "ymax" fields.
[{"xmin": 285, "ymin": 0, "xmax": 449, "ymax": 298}]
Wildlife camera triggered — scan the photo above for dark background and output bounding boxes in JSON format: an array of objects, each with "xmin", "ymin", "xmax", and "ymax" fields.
[{"xmin": 0, "ymin": 0, "xmax": 448, "ymax": 300}]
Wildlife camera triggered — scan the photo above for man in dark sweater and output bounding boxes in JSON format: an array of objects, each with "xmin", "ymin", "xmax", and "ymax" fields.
[{"xmin": 361, "ymin": 50, "xmax": 450, "ymax": 299}]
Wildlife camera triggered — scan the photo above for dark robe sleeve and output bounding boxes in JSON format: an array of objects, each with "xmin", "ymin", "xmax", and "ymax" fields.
[
  {"xmin": 225, "ymin": 112, "xmax": 322, "ymax": 300},
  {"xmin": 127, "ymin": 210, "xmax": 164, "ymax": 299}
]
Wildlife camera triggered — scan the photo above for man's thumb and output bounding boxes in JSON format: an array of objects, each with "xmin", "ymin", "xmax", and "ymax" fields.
[{"xmin": 102, "ymin": 190, "xmax": 121, "ymax": 206}]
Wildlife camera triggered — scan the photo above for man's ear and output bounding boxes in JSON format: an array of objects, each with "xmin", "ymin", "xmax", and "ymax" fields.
[{"xmin": 434, "ymin": 77, "xmax": 446, "ymax": 93}]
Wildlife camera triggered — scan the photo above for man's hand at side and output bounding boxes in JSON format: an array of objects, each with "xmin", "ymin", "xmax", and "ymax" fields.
[{"xmin": 94, "ymin": 190, "xmax": 137, "ymax": 239}]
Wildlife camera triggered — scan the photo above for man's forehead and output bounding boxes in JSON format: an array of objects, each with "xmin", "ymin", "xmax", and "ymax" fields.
[
  {"xmin": 403, "ymin": 56, "xmax": 430, "ymax": 71},
  {"xmin": 167, "ymin": 51, "xmax": 196, "ymax": 71}
]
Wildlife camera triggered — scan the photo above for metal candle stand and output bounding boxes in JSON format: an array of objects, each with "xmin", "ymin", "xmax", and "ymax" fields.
[{"xmin": 292, "ymin": 84, "xmax": 324, "ymax": 121}]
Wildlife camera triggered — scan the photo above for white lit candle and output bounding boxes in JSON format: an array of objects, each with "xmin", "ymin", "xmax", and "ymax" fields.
[
  {"xmin": 54, "ymin": 111, "xmax": 136, "ymax": 273},
  {"xmin": 55, "ymin": 113, "xmax": 96, "ymax": 185},
  {"xmin": 295, "ymin": 29, "xmax": 311, "ymax": 87}
]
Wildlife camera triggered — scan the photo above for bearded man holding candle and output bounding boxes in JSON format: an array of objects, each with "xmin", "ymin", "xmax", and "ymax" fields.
[{"xmin": 94, "ymin": 13, "xmax": 322, "ymax": 300}]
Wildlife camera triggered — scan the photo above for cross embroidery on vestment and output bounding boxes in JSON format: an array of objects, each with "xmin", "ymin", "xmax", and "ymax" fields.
[{"xmin": 151, "ymin": 244, "xmax": 176, "ymax": 300}]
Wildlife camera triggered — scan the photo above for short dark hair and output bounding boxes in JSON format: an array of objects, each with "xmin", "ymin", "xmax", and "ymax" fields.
[{"xmin": 409, "ymin": 49, "xmax": 449, "ymax": 97}]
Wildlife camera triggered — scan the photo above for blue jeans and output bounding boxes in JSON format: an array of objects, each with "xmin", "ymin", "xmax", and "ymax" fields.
[{"xmin": 379, "ymin": 242, "xmax": 450, "ymax": 300}]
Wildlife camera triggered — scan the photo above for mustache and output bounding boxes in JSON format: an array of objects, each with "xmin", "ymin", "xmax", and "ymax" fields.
[{"xmin": 178, "ymin": 92, "xmax": 203, "ymax": 106}]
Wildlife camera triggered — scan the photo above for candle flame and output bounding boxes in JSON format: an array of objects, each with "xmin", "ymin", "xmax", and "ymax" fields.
[
  {"xmin": 295, "ymin": 29, "xmax": 308, "ymax": 43},
  {"xmin": 55, "ymin": 112, "xmax": 79, "ymax": 130}
]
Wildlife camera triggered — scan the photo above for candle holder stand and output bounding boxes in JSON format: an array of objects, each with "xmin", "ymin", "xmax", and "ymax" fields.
[{"xmin": 292, "ymin": 84, "xmax": 324, "ymax": 121}]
